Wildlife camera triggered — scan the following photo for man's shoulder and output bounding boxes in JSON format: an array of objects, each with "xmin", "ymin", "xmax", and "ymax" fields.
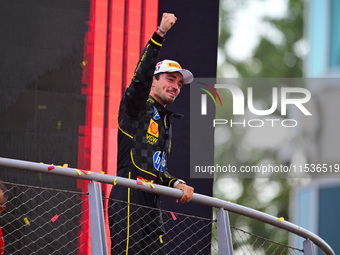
[{"xmin": 118, "ymin": 95, "xmax": 153, "ymax": 120}]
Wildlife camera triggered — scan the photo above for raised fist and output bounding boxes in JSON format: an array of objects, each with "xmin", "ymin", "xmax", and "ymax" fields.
[{"xmin": 158, "ymin": 13, "xmax": 177, "ymax": 34}]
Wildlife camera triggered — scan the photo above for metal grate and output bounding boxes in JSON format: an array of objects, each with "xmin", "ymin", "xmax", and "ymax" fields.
[
  {"xmin": 107, "ymin": 197, "xmax": 303, "ymax": 255},
  {"xmin": 0, "ymin": 180, "xmax": 305, "ymax": 255},
  {"xmin": 230, "ymin": 226, "xmax": 304, "ymax": 255},
  {"xmin": 0, "ymin": 181, "xmax": 89, "ymax": 255},
  {"xmin": 107, "ymin": 197, "xmax": 217, "ymax": 255}
]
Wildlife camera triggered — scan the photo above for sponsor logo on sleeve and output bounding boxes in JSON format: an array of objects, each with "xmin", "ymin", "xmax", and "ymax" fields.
[
  {"xmin": 153, "ymin": 151, "xmax": 166, "ymax": 172},
  {"xmin": 153, "ymin": 106, "xmax": 160, "ymax": 120}
]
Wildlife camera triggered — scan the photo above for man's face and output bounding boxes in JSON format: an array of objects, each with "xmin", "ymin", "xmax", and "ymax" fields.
[{"xmin": 150, "ymin": 72, "xmax": 183, "ymax": 106}]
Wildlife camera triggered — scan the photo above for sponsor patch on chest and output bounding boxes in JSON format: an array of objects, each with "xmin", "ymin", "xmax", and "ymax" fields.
[{"xmin": 147, "ymin": 119, "xmax": 159, "ymax": 145}]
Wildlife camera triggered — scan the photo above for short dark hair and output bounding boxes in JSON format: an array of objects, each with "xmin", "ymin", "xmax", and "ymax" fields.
[{"xmin": 154, "ymin": 73, "xmax": 161, "ymax": 80}]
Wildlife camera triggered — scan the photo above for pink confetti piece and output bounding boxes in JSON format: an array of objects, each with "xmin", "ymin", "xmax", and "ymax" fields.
[
  {"xmin": 51, "ymin": 214, "xmax": 59, "ymax": 222},
  {"xmin": 48, "ymin": 166, "xmax": 55, "ymax": 171},
  {"xmin": 80, "ymin": 169, "xmax": 91, "ymax": 175},
  {"xmin": 170, "ymin": 212, "xmax": 177, "ymax": 221},
  {"xmin": 137, "ymin": 181, "xmax": 145, "ymax": 185}
]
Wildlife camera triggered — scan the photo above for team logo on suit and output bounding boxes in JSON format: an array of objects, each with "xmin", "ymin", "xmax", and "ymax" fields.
[
  {"xmin": 153, "ymin": 151, "xmax": 166, "ymax": 172},
  {"xmin": 153, "ymin": 106, "xmax": 160, "ymax": 120},
  {"xmin": 146, "ymin": 119, "xmax": 159, "ymax": 145}
]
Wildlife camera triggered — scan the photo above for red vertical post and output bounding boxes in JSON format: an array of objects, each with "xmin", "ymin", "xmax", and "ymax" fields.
[
  {"xmin": 79, "ymin": 0, "xmax": 158, "ymax": 253},
  {"xmin": 78, "ymin": 0, "xmax": 109, "ymax": 253}
]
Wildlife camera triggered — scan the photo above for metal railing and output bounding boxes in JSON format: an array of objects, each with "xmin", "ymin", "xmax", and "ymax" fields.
[
  {"xmin": 0, "ymin": 157, "xmax": 335, "ymax": 255},
  {"xmin": 0, "ymin": 182, "xmax": 90, "ymax": 254}
]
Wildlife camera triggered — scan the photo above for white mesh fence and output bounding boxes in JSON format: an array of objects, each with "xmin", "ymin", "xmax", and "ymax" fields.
[
  {"xmin": 106, "ymin": 197, "xmax": 217, "ymax": 255},
  {"xmin": 0, "ymin": 180, "xmax": 305, "ymax": 255},
  {"xmin": 0, "ymin": 181, "xmax": 89, "ymax": 255},
  {"xmin": 230, "ymin": 225, "xmax": 304, "ymax": 255}
]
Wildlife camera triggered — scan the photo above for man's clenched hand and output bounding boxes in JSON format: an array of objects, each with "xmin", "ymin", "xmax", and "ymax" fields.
[
  {"xmin": 174, "ymin": 183, "xmax": 194, "ymax": 203},
  {"xmin": 157, "ymin": 13, "xmax": 177, "ymax": 36}
]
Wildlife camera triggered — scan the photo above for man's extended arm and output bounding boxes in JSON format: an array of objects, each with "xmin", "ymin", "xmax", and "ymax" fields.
[{"xmin": 124, "ymin": 13, "xmax": 177, "ymax": 116}]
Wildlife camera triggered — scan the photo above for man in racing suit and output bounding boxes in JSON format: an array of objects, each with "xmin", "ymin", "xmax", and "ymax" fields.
[{"xmin": 108, "ymin": 13, "xmax": 194, "ymax": 255}]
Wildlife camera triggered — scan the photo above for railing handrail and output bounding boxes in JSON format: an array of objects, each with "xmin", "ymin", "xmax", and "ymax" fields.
[{"xmin": 0, "ymin": 156, "xmax": 335, "ymax": 255}]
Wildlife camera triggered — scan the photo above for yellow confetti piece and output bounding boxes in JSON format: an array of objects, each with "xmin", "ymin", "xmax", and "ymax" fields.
[
  {"xmin": 149, "ymin": 181, "xmax": 155, "ymax": 189},
  {"xmin": 40, "ymin": 162, "xmax": 44, "ymax": 164},
  {"xmin": 38, "ymin": 105, "xmax": 47, "ymax": 110},
  {"xmin": 86, "ymin": 171, "xmax": 91, "ymax": 175},
  {"xmin": 58, "ymin": 165, "xmax": 62, "ymax": 168},
  {"xmin": 278, "ymin": 217, "xmax": 284, "ymax": 222},
  {"xmin": 75, "ymin": 169, "xmax": 82, "ymax": 176},
  {"xmin": 159, "ymin": 235, "xmax": 164, "ymax": 244},
  {"xmin": 113, "ymin": 178, "xmax": 117, "ymax": 185},
  {"xmin": 63, "ymin": 163, "xmax": 68, "ymax": 168},
  {"xmin": 24, "ymin": 217, "xmax": 30, "ymax": 226},
  {"xmin": 101, "ymin": 171, "xmax": 105, "ymax": 174}
]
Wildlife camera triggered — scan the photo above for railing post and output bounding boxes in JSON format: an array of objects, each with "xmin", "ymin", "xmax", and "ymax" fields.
[
  {"xmin": 303, "ymin": 239, "xmax": 316, "ymax": 255},
  {"xmin": 216, "ymin": 208, "xmax": 234, "ymax": 255},
  {"xmin": 88, "ymin": 181, "xmax": 108, "ymax": 255}
]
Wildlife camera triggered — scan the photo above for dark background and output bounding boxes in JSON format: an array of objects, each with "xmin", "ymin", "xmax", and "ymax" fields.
[
  {"xmin": 0, "ymin": 0, "xmax": 89, "ymax": 185},
  {"xmin": 0, "ymin": 1, "xmax": 90, "ymax": 253}
]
